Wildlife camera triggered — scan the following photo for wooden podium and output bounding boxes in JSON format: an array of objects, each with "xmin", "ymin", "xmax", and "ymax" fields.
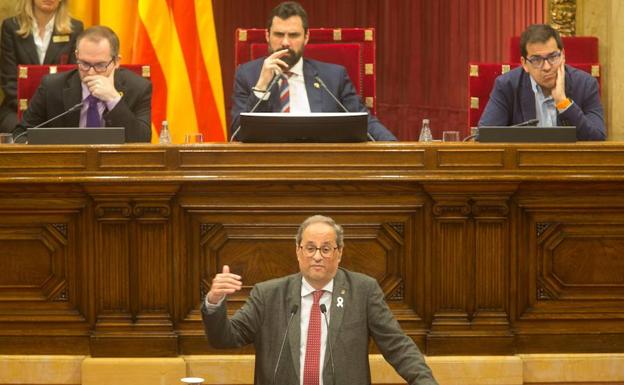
[{"xmin": 0, "ymin": 142, "xmax": 623, "ymax": 357}]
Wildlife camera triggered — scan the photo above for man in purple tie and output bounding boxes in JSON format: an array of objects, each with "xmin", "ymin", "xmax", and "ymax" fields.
[
  {"xmin": 202, "ymin": 215, "xmax": 438, "ymax": 385},
  {"xmin": 14, "ymin": 25, "xmax": 152, "ymax": 142}
]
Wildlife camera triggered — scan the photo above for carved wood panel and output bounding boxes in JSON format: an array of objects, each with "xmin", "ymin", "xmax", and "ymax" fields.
[{"xmin": 514, "ymin": 187, "xmax": 624, "ymax": 352}]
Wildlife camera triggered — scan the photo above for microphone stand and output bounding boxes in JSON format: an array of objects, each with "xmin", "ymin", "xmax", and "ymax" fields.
[
  {"xmin": 13, "ymin": 102, "xmax": 83, "ymax": 144},
  {"xmin": 230, "ymin": 74, "xmax": 281, "ymax": 142}
]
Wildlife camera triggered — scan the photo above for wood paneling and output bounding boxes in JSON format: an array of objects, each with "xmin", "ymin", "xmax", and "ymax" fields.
[{"xmin": 0, "ymin": 143, "xmax": 623, "ymax": 356}]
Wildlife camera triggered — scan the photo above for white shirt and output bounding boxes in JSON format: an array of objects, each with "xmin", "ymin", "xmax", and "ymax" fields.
[
  {"xmin": 253, "ymin": 57, "xmax": 311, "ymax": 113},
  {"xmin": 32, "ymin": 17, "xmax": 55, "ymax": 64},
  {"xmin": 299, "ymin": 278, "xmax": 333, "ymax": 385}
]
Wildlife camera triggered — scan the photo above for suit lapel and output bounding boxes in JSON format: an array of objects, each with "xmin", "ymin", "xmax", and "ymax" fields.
[
  {"xmin": 62, "ymin": 71, "xmax": 83, "ymax": 126},
  {"xmin": 43, "ymin": 28, "xmax": 65, "ymax": 64},
  {"xmin": 303, "ymin": 59, "xmax": 323, "ymax": 112},
  {"xmin": 18, "ymin": 34, "xmax": 40, "ymax": 64},
  {"xmin": 519, "ymin": 71, "xmax": 536, "ymax": 122},
  {"xmin": 324, "ymin": 269, "xmax": 346, "ymax": 372},
  {"xmin": 287, "ymin": 274, "xmax": 302, "ymax": 381}
]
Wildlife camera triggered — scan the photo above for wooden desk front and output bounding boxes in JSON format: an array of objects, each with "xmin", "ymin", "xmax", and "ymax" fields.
[{"xmin": 0, "ymin": 142, "xmax": 622, "ymax": 356}]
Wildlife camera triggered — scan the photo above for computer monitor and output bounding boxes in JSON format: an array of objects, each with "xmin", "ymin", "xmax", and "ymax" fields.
[
  {"xmin": 477, "ymin": 126, "xmax": 576, "ymax": 143},
  {"xmin": 26, "ymin": 127, "xmax": 125, "ymax": 144},
  {"xmin": 238, "ymin": 112, "xmax": 368, "ymax": 143}
]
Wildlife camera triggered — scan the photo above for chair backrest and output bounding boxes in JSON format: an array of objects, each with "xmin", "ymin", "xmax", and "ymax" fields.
[
  {"xmin": 235, "ymin": 28, "xmax": 377, "ymax": 114},
  {"xmin": 467, "ymin": 62, "xmax": 601, "ymax": 128},
  {"xmin": 508, "ymin": 36, "xmax": 599, "ymax": 63},
  {"xmin": 16, "ymin": 64, "xmax": 151, "ymax": 119}
]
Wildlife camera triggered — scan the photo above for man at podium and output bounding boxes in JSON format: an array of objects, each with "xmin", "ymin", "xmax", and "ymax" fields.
[
  {"xmin": 231, "ymin": 1, "xmax": 397, "ymax": 141},
  {"xmin": 202, "ymin": 215, "xmax": 438, "ymax": 385},
  {"xmin": 479, "ymin": 24, "xmax": 605, "ymax": 141}
]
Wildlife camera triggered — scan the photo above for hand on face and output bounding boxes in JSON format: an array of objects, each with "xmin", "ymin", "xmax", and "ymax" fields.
[
  {"xmin": 83, "ymin": 69, "xmax": 119, "ymax": 102},
  {"xmin": 206, "ymin": 265, "xmax": 243, "ymax": 304},
  {"xmin": 552, "ymin": 53, "xmax": 567, "ymax": 104},
  {"xmin": 255, "ymin": 48, "xmax": 291, "ymax": 90}
]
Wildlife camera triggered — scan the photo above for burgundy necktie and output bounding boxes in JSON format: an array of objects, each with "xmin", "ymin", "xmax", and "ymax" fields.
[
  {"xmin": 303, "ymin": 290, "xmax": 324, "ymax": 385},
  {"xmin": 278, "ymin": 72, "xmax": 292, "ymax": 113},
  {"xmin": 86, "ymin": 95, "xmax": 101, "ymax": 127}
]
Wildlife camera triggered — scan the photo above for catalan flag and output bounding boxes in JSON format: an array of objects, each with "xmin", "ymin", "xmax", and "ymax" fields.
[{"xmin": 69, "ymin": 1, "xmax": 226, "ymax": 143}]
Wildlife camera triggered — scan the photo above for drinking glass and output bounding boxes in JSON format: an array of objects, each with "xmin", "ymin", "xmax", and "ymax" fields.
[
  {"xmin": 442, "ymin": 131, "xmax": 460, "ymax": 142},
  {"xmin": 0, "ymin": 133, "xmax": 14, "ymax": 144},
  {"xmin": 184, "ymin": 133, "xmax": 204, "ymax": 144}
]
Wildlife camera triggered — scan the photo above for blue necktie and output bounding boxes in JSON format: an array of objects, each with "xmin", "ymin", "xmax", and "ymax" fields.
[{"xmin": 86, "ymin": 95, "xmax": 101, "ymax": 127}]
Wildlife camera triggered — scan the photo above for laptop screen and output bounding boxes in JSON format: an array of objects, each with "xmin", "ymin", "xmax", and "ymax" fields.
[
  {"xmin": 238, "ymin": 112, "xmax": 368, "ymax": 143},
  {"xmin": 26, "ymin": 127, "xmax": 125, "ymax": 144}
]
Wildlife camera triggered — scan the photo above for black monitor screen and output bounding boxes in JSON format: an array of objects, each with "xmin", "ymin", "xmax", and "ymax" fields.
[
  {"xmin": 27, "ymin": 127, "xmax": 125, "ymax": 144},
  {"xmin": 238, "ymin": 112, "xmax": 368, "ymax": 143}
]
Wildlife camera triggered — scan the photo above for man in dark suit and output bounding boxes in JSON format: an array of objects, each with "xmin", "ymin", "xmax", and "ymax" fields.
[
  {"xmin": 202, "ymin": 215, "xmax": 438, "ymax": 385},
  {"xmin": 231, "ymin": 1, "xmax": 397, "ymax": 141},
  {"xmin": 14, "ymin": 25, "xmax": 151, "ymax": 143},
  {"xmin": 479, "ymin": 24, "xmax": 605, "ymax": 141}
]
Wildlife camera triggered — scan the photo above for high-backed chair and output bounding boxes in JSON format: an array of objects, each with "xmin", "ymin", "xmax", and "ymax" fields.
[
  {"xmin": 16, "ymin": 64, "xmax": 151, "ymax": 119},
  {"xmin": 234, "ymin": 28, "xmax": 377, "ymax": 114}
]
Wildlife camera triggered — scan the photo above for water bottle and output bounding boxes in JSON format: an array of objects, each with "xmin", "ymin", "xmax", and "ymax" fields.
[
  {"xmin": 418, "ymin": 118, "xmax": 433, "ymax": 142},
  {"xmin": 159, "ymin": 120, "xmax": 171, "ymax": 144}
]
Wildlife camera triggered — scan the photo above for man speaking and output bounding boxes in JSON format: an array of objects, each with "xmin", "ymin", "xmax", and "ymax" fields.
[
  {"xmin": 202, "ymin": 215, "xmax": 438, "ymax": 385},
  {"xmin": 15, "ymin": 25, "xmax": 152, "ymax": 143},
  {"xmin": 231, "ymin": 1, "xmax": 397, "ymax": 141}
]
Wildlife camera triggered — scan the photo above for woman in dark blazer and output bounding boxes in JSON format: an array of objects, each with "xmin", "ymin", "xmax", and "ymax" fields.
[{"xmin": 0, "ymin": 0, "xmax": 83, "ymax": 133}]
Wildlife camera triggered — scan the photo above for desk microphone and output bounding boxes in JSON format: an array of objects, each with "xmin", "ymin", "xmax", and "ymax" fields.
[
  {"xmin": 13, "ymin": 102, "xmax": 84, "ymax": 144},
  {"xmin": 314, "ymin": 75, "xmax": 375, "ymax": 142},
  {"xmin": 512, "ymin": 118, "xmax": 539, "ymax": 127},
  {"xmin": 319, "ymin": 304, "xmax": 336, "ymax": 385},
  {"xmin": 230, "ymin": 73, "xmax": 281, "ymax": 142},
  {"xmin": 272, "ymin": 304, "xmax": 299, "ymax": 385}
]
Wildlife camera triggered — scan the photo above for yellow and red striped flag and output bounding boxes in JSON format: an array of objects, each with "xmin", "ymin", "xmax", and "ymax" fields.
[{"xmin": 70, "ymin": 0, "xmax": 226, "ymax": 143}]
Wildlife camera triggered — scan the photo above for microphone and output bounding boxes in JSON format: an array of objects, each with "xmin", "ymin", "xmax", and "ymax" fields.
[
  {"xmin": 272, "ymin": 304, "xmax": 299, "ymax": 385},
  {"xmin": 512, "ymin": 118, "xmax": 539, "ymax": 127},
  {"xmin": 230, "ymin": 73, "xmax": 281, "ymax": 142},
  {"xmin": 319, "ymin": 304, "xmax": 336, "ymax": 385},
  {"xmin": 314, "ymin": 75, "xmax": 376, "ymax": 142},
  {"xmin": 13, "ymin": 102, "xmax": 83, "ymax": 143}
]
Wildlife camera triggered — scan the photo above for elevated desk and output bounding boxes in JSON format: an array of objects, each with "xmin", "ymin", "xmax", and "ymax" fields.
[{"xmin": 0, "ymin": 142, "xmax": 622, "ymax": 356}]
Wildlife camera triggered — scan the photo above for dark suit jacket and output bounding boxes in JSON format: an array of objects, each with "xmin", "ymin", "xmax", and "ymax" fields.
[
  {"xmin": 202, "ymin": 268, "xmax": 437, "ymax": 385},
  {"xmin": 478, "ymin": 65, "xmax": 605, "ymax": 140},
  {"xmin": 0, "ymin": 17, "xmax": 83, "ymax": 111},
  {"xmin": 231, "ymin": 57, "xmax": 397, "ymax": 141},
  {"xmin": 16, "ymin": 68, "xmax": 152, "ymax": 142}
]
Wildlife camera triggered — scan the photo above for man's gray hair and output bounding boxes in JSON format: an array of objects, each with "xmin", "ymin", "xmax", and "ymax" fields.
[{"xmin": 295, "ymin": 215, "xmax": 344, "ymax": 248}]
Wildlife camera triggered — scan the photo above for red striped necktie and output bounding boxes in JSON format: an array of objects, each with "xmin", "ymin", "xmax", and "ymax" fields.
[
  {"xmin": 303, "ymin": 290, "xmax": 324, "ymax": 385},
  {"xmin": 278, "ymin": 72, "xmax": 293, "ymax": 113}
]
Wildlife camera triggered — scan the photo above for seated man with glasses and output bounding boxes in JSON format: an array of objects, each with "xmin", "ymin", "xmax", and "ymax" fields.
[
  {"xmin": 479, "ymin": 24, "xmax": 605, "ymax": 140},
  {"xmin": 14, "ymin": 25, "xmax": 151, "ymax": 142},
  {"xmin": 202, "ymin": 214, "xmax": 438, "ymax": 385}
]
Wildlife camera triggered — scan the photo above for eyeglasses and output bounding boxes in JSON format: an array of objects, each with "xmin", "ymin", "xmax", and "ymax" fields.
[
  {"xmin": 299, "ymin": 244, "xmax": 338, "ymax": 258},
  {"xmin": 524, "ymin": 51, "xmax": 562, "ymax": 69},
  {"xmin": 76, "ymin": 58, "xmax": 115, "ymax": 73}
]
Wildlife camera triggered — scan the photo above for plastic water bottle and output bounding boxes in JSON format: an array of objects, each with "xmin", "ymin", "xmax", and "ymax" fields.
[
  {"xmin": 159, "ymin": 120, "xmax": 171, "ymax": 144},
  {"xmin": 418, "ymin": 118, "xmax": 433, "ymax": 142}
]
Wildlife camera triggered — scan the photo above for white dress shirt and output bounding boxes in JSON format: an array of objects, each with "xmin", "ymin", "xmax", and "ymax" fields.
[{"xmin": 32, "ymin": 17, "xmax": 55, "ymax": 64}]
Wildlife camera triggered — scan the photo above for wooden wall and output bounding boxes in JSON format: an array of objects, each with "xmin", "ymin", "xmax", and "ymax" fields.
[{"xmin": 0, "ymin": 143, "xmax": 623, "ymax": 357}]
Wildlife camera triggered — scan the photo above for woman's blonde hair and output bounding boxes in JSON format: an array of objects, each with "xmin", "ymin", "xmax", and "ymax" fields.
[{"xmin": 15, "ymin": 0, "xmax": 73, "ymax": 38}]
